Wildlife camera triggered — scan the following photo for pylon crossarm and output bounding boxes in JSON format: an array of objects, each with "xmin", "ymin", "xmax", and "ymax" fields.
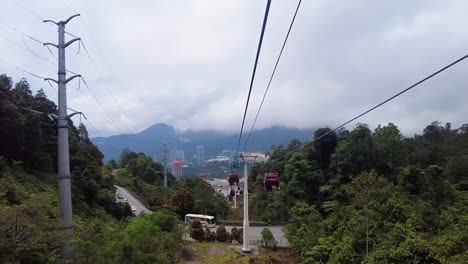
[
  {"xmin": 43, "ymin": 42, "xmax": 59, "ymax": 48},
  {"xmin": 64, "ymin": 38, "xmax": 80, "ymax": 48},
  {"xmin": 67, "ymin": 112, "xmax": 82, "ymax": 119},
  {"xmin": 62, "ymin": 14, "xmax": 80, "ymax": 25},
  {"xmin": 43, "ymin": 19, "xmax": 58, "ymax": 25},
  {"xmin": 65, "ymin": 74, "xmax": 81, "ymax": 83},
  {"xmin": 44, "ymin": 78, "xmax": 58, "ymax": 84}
]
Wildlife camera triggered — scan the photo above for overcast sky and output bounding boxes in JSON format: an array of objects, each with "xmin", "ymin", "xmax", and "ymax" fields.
[{"xmin": 1, "ymin": 0, "xmax": 467, "ymax": 137}]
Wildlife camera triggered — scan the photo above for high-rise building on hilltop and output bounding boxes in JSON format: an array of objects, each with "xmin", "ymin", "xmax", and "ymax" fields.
[
  {"xmin": 196, "ymin": 146, "xmax": 205, "ymax": 166},
  {"xmin": 172, "ymin": 158, "xmax": 183, "ymax": 178}
]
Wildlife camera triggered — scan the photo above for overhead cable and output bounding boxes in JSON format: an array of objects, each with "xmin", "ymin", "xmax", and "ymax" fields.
[
  {"xmin": 235, "ymin": 0, "xmax": 272, "ymax": 158},
  {"xmin": 268, "ymin": 54, "xmax": 468, "ymax": 164},
  {"xmin": 242, "ymin": 0, "xmax": 302, "ymax": 153}
]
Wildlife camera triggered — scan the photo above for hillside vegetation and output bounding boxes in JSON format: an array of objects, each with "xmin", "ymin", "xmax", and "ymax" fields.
[
  {"xmin": 0, "ymin": 75, "xmax": 185, "ymax": 263},
  {"xmin": 2, "ymin": 74, "xmax": 467, "ymax": 263},
  {"xmin": 251, "ymin": 123, "xmax": 468, "ymax": 263}
]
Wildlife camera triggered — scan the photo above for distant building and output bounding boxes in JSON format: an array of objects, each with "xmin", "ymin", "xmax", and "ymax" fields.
[
  {"xmin": 196, "ymin": 146, "xmax": 205, "ymax": 165},
  {"xmin": 170, "ymin": 149, "xmax": 185, "ymax": 162},
  {"xmin": 172, "ymin": 158, "xmax": 183, "ymax": 178}
]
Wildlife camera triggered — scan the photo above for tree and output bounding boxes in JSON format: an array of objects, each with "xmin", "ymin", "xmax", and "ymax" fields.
[
  {"xmin": 284, "ymin": 202, "xmax": 324, "ymax": 258},
  {"xmin": 176, "ymin": 177, "xmax": 229, "ymax": 219},
  {"xmin": 148, "ymin": 196, "xmax": 167, "ymax": 211},
  {"xmin": 0, "ymin": 195, "xmax": 61, "ymax": 263},
  {"xmin": 231, "ymin": 227, "xmax": 241, "ymax": 243},
  {"xmin": 78, "ymin": 123, "xmax": 91, "ymax": 144},
  {"xmin": 170, "ymin": 188, "xmax": 194, "ymax": 219},
  {"xmin": 190, "ymin": 220, "xmax": 205, "ymax": 242},
  {"xmin": 373, "ymin": 123, "xmax": 407, "ymax": 177},
  {"xmin": 116, "ymin": 211, "xmax": 182, "ymax": 263},
  {"xmin": 331, "ymin": 123, "xmax": 374, "ymax": 180},
  {"xmin": 119, "ymin": 148, "xmax": 139, "ymax": 167},
  {"xmin": 205, "ymin": 226, "xmax": 216, "ymax": 242},
  {"xmin": 215, "ymin": 225, "xmax": 229, "ymax": 242},
  {"xmin": 313, "ymin": 127, "xmax": 338, "ymax": 170},
  {"xmin": 260, "ymin": 227, "xmax": 276, "ymax": 248},
  {"xmin": 284, "ymin": 152, "xmax": 324, "ymax": 203}
]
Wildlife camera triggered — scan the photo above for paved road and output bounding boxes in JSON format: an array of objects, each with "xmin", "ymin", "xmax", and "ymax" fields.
[
  {"xmin": 210, "ymin": 225, "xmax": 289, "ymax": 247},
  {"xmin": 115, "ymin": 185, "xmax": 151, "ymax": 216}
]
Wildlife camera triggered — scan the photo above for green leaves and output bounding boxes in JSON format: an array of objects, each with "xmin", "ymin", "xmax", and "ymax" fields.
[
  {"xmin": 170, "ymin": 188, "xmax": 194, "ymax": 219},
  {"xmin": 260, "ymin": 227, "xmax": 276, "ymax": 248}
]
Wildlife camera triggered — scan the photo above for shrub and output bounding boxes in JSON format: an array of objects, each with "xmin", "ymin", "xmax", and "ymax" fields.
[
  {"xmin": 190, "ymin": 220, "xmax": 205, "ymax": 242},
  {"xmin": 216, "ymin": 225, "xmax": 229, "ymax": 242},
  {"xmin": 261, "ymin": 227, "xmax": 276, "ymax": 248},
  {"xmin": 205, "ymin": 226, "xmax": 216, "ymax": 242},
  {"xmin": 231, "ymin": 227, "xmax": 241, "ymax": 243}
]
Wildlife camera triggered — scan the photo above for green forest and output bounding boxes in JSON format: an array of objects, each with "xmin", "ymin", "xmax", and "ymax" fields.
[
  {"xmin": 252, "ymin": 123, "xmax": 468, "ymax": 263},
  {"xmin": 0, "ymin": 75, "xmax": 228, "ymax": 263},
  {"xmin": 1, "ymin": 74, "xmax": 467, "ymax": 263}
]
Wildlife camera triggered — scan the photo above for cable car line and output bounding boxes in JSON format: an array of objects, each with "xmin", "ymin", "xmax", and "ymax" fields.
[
  {"xmin": 234, "ymin": 0, "xmax": 272, "ymax": 159},
  {"xmin": 242, "ymin": 0, "xmax": 303, "ymax": 153},
  {"xmin": 267, "ymin": 53, "xmax": 468, "ymax": 165}
]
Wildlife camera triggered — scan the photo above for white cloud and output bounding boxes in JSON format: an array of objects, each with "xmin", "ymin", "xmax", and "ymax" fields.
[{"xmin": 0, "ymin": 0, "xmax": 467, "ymax": 137}]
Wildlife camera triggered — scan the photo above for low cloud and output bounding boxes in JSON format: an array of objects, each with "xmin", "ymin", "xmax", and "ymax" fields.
[{"xmin": 1, "ymin": 0, "xmax": 467, "ymax": 137}]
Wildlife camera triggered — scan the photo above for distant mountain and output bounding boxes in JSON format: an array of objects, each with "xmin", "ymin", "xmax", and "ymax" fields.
[{"xmin": 92, "ymin": 123, "xmax": 315, "ymax": 162}]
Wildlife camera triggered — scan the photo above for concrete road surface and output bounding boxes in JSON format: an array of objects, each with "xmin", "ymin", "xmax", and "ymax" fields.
[{"xmin": 115, "ymin": 185, "xmax": 151, "ymax": 216}]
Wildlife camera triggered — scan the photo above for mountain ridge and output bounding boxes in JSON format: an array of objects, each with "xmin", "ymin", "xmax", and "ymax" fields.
[{"xmin": 92, "ymin": 123, "xmax": 316, "ymax": 161}]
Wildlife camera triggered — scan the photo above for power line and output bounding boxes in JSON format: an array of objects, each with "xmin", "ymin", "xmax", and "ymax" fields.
[
  {"xmin": 74, "ymin": 85, "xmax": 123, "ymax": 136},
  {"xmin": 0, "ymin": 32, "xmax": 53, "ymax": 62},
  {"xmin": 0, "ymin": 22, "xmax": 80, "ymax": 73},
  {"xmin": 268, "ymin": 53, "xmax": 468, "ymax": 165},
  {"xmin": 64, "ymin": 10, "xmax": 139, "ymax": 134},
  {"xmin": 11, "ymin": 0, "xmax": 45, "ymax": 21},
  {"xmin": 235, "ymin": 0, "xmax": 272, "ymax": 158},
  {"xmin": 0, "ymin": 57, "xmax": 44, "ymax": 79},
  {"xmin": 242, "ymin": 0, "xmax": 302, "ymax": 153},
  {"xmin": 0, "ymin": 19, "xmax": 44, "ymax": 44},
  {"xmin": 0, "ymin": 13, "xmax": 114, "ymax": 127},
  {"xmin": 79, "ymin": 40, "xmax": 139, "ymax": 133},
  {"xmin": 0, "ymin": 49, "xmax": 123, "ymax": 135},
  {"xmin": 67, "ymin": 108, "xmax": 107, "ymax": 142},
  {"xmin": 79, "ymin": 77, "xmax": 124, "ymax": 133}
]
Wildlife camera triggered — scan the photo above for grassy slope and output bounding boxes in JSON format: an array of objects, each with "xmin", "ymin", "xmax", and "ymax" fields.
[{"xmin": 190, "ymin": 242, "xmax": 299, "ymax": 264}]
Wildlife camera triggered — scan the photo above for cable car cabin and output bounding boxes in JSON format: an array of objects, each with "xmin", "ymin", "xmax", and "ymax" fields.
[
  {"xmin": 228, "ymin": 172, "xmax": 239, "ymax": 186},
  {"xmin": 264, "ymin": 172, "xmax": 280, "ymax": 191}
]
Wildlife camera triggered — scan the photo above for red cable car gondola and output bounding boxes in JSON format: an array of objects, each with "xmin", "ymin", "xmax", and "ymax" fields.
[
  {"xmin": 264, "ymin": 172, "xmax": 279, "ymax": 192},
  {"xmin": 228, "ymin": 163, "xmax": 240, "ymax": 186},
  {"xmin": 228, "ymin": 171, "xmax": 239, "ymax": 186}
]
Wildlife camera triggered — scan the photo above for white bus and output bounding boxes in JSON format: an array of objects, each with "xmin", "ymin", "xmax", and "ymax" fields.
[{"xmin": 185, "ymin": 214, "xmax": 215, "ymax": 227}]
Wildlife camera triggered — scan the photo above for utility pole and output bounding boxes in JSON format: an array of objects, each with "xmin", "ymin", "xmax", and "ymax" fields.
[{"xmin": 43, "ymin": 14, "xmax": 81, "ymax": 258}]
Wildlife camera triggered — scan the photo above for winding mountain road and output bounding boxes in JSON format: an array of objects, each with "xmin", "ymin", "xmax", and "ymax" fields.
[{"xmin": 115, "ymin": 185, "xmax": 151, "ymax": 216}]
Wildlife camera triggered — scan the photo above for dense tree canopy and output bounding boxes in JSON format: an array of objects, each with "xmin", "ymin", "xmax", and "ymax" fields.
[
  {"xmin": 252, "ymin": 122, "xmax": 468, "ymax": 263},
  {"xmin": 1, "ymin": 74, "xmax": 466, "ymax": 263}
]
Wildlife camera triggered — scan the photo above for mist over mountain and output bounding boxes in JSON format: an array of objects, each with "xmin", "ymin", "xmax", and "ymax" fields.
[{"xmin": 92, "ymin": 123, "xmax": 315, "ymax": 161}]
